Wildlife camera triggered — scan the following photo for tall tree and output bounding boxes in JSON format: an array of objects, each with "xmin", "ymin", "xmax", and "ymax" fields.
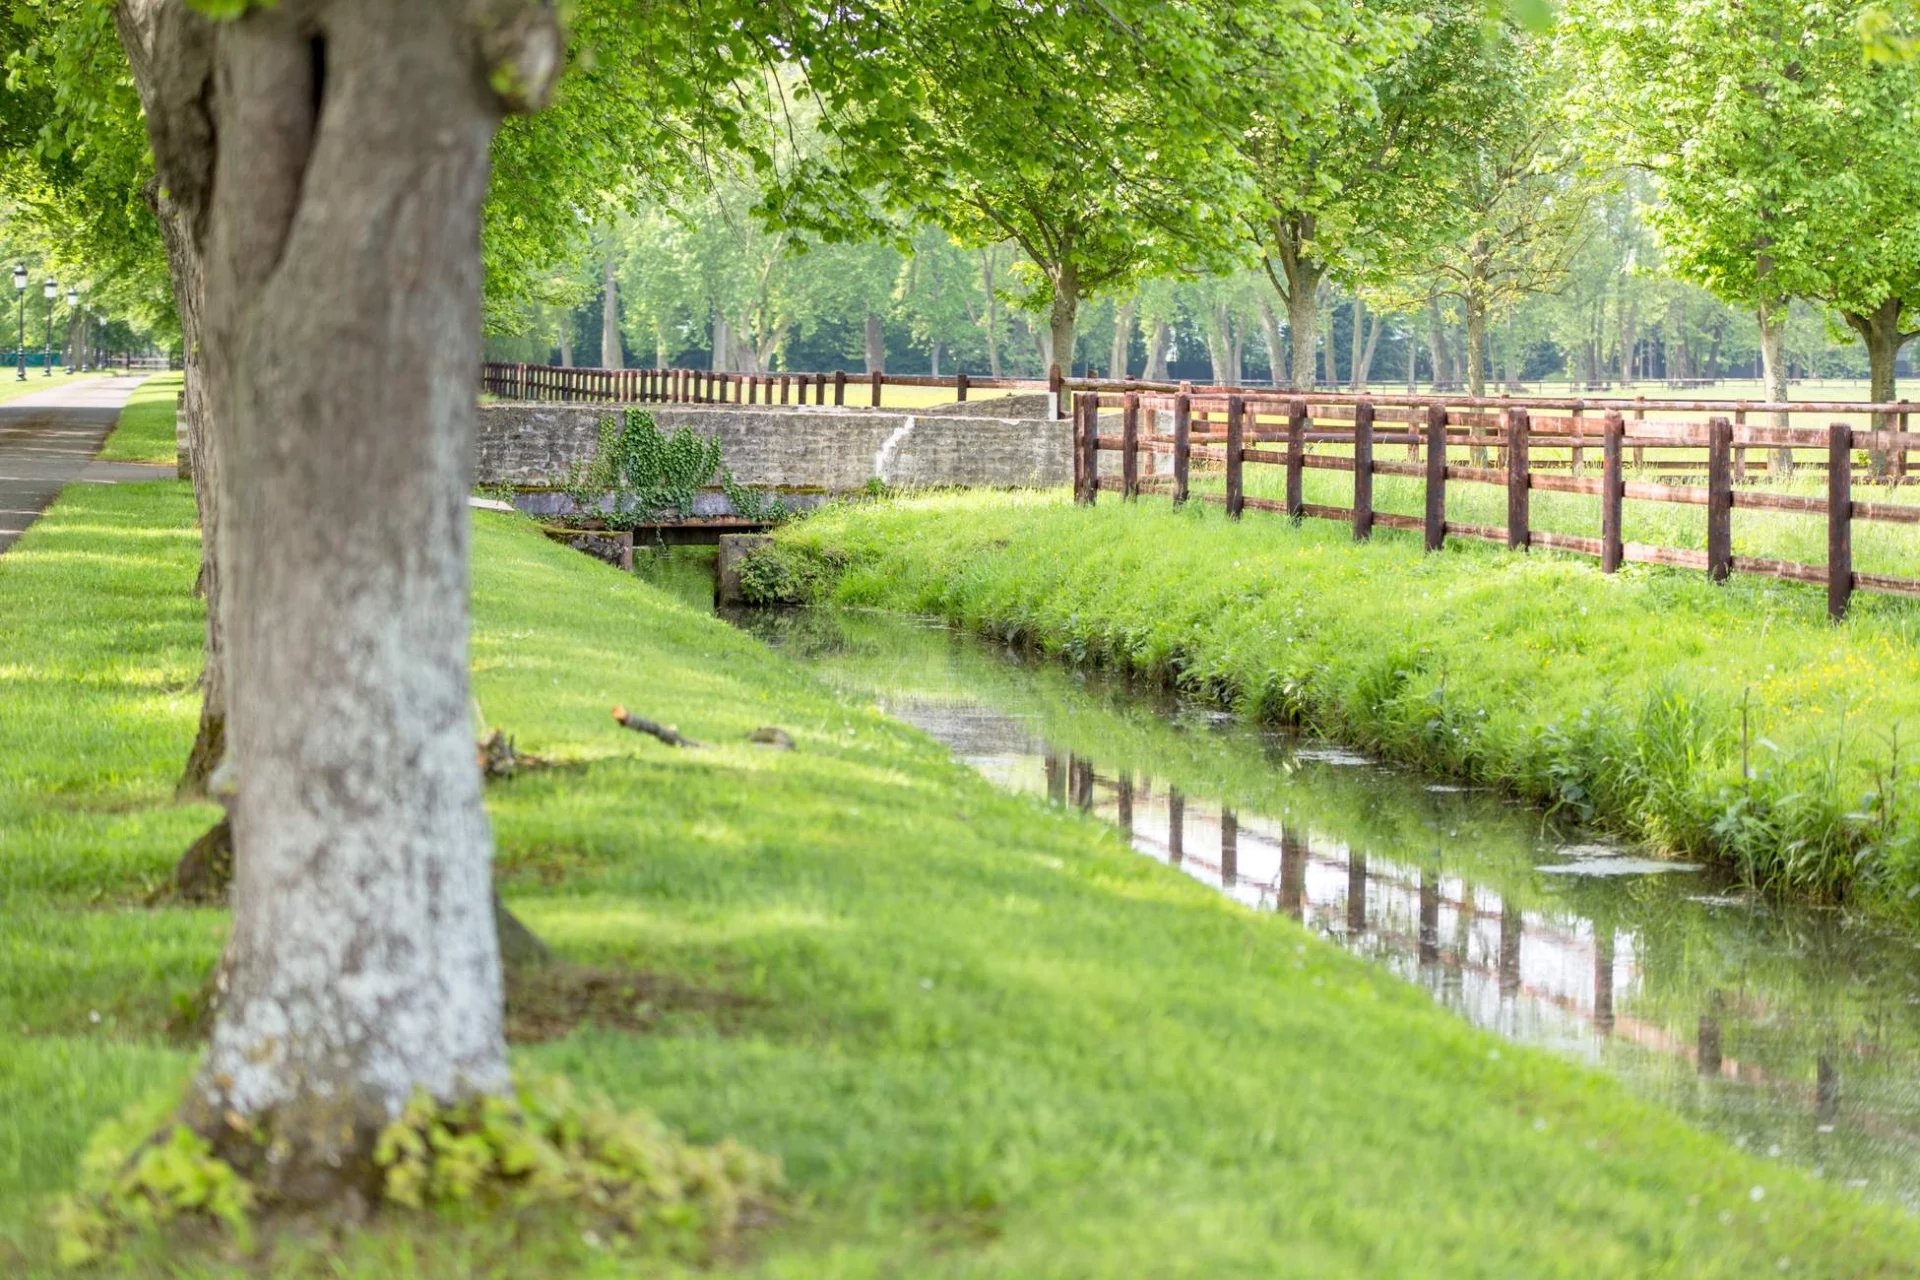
[
  {"xmin": 1241, "ymin": 0, "xmax": 1497, "ymax": 390},
  {"xmin": 780, "ymin": 1, "xmax": 1384, "ymax": 374},
  {"xmin": 1573, "ymin": 0, "xmax": 1920, "ymax": 462},
  {"xmin": 1426, "ymin": 31, "xmax": 1603, "ymax": 398}
]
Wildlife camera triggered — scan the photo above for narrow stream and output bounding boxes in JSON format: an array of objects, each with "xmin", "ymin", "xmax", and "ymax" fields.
[{"xmin": 641, "ymin": 548, "xmax": 1920, "ymax": 1210}]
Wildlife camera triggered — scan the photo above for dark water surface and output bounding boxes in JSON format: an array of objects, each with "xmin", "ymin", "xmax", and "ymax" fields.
[{"xmin": 638, "ymin": 547, "xmax": 1920, "ymax": 1210}]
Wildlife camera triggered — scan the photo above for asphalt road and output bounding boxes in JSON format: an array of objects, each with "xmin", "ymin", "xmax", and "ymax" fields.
[{"xmin": 0, "ymin": 376, "xmax": 167, "ymax": 554}]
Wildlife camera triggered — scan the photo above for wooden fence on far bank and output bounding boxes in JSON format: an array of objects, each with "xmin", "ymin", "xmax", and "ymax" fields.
[{"xmin": 1074, "ymin": 390, "xmax": 1920, "ymax": 620}]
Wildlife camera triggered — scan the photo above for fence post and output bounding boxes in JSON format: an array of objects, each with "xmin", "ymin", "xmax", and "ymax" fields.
[
  {"xmin": 779, "ymin": 374, "xmax": 790, "ymax": 405},
  {"xmin": 1226, "ymin": 394, "xmax": 1245, "ymax": 519},
  {"xmin": 1049, "ymin": 363, "xmax": 1065, "ymax": 420},
  {"xmin": 815, "ymin": 373, "xmax": 827, "ymax": 405},
  {"xmin": 1570, "ymin": 402, "xmax": 1585, "ymax": 473},
  {"xmin": 834, "ymin": 369, "xmax": 847, "ymax": 407},
  {"xmin": 1353, "ymin": 400, "xmax": 1375, "ymax": 541},
  {"xmin": 1707, "ymin": 416, "xmax": 1733, "ymax": 582},
  {"xmin": 1899, "ymin": 405, "xmax": 1911, "ymax": 481},
  {"xmin": 1425, "ymin": 402, "xmax": 1447, "ymax": 552},
  {"xmin": 870, "ymin": 369, "xmax": 883, "ymax": 408},
  {"xmin": 1632, "ymin": 395, "xmax": 1646, "ymax": 469},
  {"xmin": 956, "ymin": 371, "xmax": 970, "ymax": 402},
  {"xmin": 1506, "ymin": 407, "xmax": 1530, "ymax": 551},
  {"xmin": 1072, "ymin": 394, "xmax": 1086, "ymax": 500},
  {"xmin": 1286, "ymin": 397, "xmax": 1306, "ymax": 521},
  {"xmin": 1122, "ymin": 392, "xmax": 1141, "ymax": 499},
  {"xmin": 1602, "ymin": 410, "xmax": 1624, "ymax": 572},
  {"xmin": 1080, "ymin": 392, "xmax": 1100, "ymax": 504},
  {"xmin": 1829, "ymin": 424, "xmax": 1853, "ymax": 620},
  {"xmin": 1172, "ymin": 393, "xmax": 1192, "ymax": 505}
]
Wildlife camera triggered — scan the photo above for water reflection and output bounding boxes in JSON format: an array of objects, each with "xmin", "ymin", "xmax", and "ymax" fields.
[{"xmin": 732, "ymin": 605, "xmax": 1920, "ymax": 1211}]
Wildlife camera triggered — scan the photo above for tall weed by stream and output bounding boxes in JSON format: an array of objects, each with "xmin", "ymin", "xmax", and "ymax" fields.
[{"xmin": 770, "ymin": 489, "xmax": 1920, "ymax": 910}]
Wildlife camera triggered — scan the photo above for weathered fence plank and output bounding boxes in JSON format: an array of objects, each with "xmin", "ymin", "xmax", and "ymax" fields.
[
  {"xmin": 1425, "ymin": 402, "xmax": 1447, "ymax": 552},
  {"xmin": 1122, "ymin": 393, "xmax": 1141, "ymax": 500},
  {"xmin": 1353, "ymin": 400, "xmax": 1374, "ymax": 542},
  {"xmin": 1226, "ymin": 395, "xmax": 1246, "ymax": 519},
  {"xmin": 1707, "ymin": 417, "xmax": 1733, "ymax": 581},
  {"xmin": 1602, "ymin": 410, "xmax": 1624, "ymax": 573},
  {"xmin": 1286, "ymin": 398, "xmax": 1306, "ymax": 521},
  {"xmin": 1507, "ymin": 407, "xmax": 1530, "ymax": 551},
  {"xmin": 1830, "ymin": 424, "xmax": 1853, "ymax": 620}
]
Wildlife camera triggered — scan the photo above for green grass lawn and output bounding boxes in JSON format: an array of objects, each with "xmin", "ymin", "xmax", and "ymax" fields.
[
  {"xmin": 93, "ymin": 373, "xmax": 183, "ymax": 465},
  {"xmin": 8, "ymin": 471, "xmax": 1920, "ymax": 1273},
  {"xmin": 768, "ymin": 489, "xmax": 1920, "ymax": 910}
]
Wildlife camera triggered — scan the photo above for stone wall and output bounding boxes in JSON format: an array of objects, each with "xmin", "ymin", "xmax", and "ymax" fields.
[{"xmin": 476, "ymin": 403, "xmax": 1070, "ymax": 493}]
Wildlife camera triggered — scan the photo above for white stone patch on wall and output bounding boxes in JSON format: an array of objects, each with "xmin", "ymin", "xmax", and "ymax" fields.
[{"xmin": 873, "ymin": 416, "xmax": 917, "ymax": 484}]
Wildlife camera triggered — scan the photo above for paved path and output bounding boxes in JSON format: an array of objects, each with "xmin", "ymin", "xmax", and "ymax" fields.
[{"xmin": 0, "ymin": 376, "xmax": 170, "ymax": 554}]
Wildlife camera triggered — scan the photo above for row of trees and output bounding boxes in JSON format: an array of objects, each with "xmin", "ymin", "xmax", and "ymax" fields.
[
  {"xmin": 502, "ymin": 192, "xmax": 1882, "ymax": 390},
  {"xmin": 492, "ymin": 0, "xmax": 1920, "ymax": 413}
]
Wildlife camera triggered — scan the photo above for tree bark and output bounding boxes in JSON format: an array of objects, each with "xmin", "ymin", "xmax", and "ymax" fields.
[
  {"xmin": 1465, "ymin": 299, "xmax": 1488, "ymax": 399},
  {"xmin": 1145, "ymin": 318, "xmax": 1170, "ymax": 381},
  {"xmin": 1346, "ymin": 296, "xmax": 1364, "ymax": 392},
  {"xmin": 1109, "ymin": 296, "xmax": 1133, "ymax": 379},
  {"xmin": 600, "ymin": 250, "xmax": 622, "ymax": 370},
  {"xmin": 116, "ymin": 7, "xmax": 228, "ymax": 801},
  {"xmin": 710, "ymin": 313, "xmax": 731, "ymax": 372},
  {"xmin": 1280, "ymin": 264, "xmax": 1322, "ymax": 391},
  {"xmin": 1757, "ymin": 302, "xmax": 1793, "ymax": 475},
  {"xmin": 1047, "ymin": 263, "xmax": 1077, "ymax": 377},
  {"xmin": 127, "ymin": 0, "xmax": 559, "ymax": 1203},
  {"xmin": 1844, "ymin": 296, "xmax": 1911, "ymax": 475},
  {"xmin": 863, "ymin": 308, "xmax": 886, "ymax": 374}
]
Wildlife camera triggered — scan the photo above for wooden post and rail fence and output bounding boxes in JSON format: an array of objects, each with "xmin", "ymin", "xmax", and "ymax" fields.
[{"xmin": 481, "ymin": 360, "xmax": 1920, "ymax": 620}]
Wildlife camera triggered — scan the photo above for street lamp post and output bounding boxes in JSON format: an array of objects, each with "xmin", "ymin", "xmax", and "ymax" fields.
[
  {"xmin": 65, "ymin": 288, "xmax": 79, "ymax": 372},
  {"xmin": 41, "ymin": 280, "xmax": 56, "ymax": 377},
  {"xmin": 11, "ymin": 265, "xmax": 25, "ymax": 381}
]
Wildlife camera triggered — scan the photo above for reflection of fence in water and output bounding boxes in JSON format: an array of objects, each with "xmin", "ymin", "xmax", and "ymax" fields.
[{"xmin": 1037, "ymin": 747, "xmax": 1866, "ymax": 1106}]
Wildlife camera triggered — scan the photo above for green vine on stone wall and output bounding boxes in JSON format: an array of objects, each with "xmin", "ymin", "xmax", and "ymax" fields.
[{"xmin": 561, "ymin": 408, "xmax": 792, "ymax": 528}]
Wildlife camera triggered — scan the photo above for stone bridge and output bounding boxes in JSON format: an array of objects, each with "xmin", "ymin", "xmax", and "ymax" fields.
[{"xmin": 477, "ymin": 399, "xmax": 1070, "ymax": 523}]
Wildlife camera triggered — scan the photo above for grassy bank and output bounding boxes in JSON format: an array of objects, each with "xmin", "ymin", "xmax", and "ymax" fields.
[
  {"xmin": 92, "ymin": 373, "xmax": 182, "ymax": 465},
  {"xmin": 766, "ymin": 490, "xmax": 1920, "ymax": 908},
  {"xmin": 8, "ymin": 473, "xmax": 1920, "ymax": 1273}
]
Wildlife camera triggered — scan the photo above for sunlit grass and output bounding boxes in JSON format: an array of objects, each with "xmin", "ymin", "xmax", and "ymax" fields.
[
  {"xmin": 7, "ymin": 479, "xmax": 1920, "ymax": 1274},
  {"xmin": 94, "ymin": 372, "xmax": 183, "ymax": 465}
]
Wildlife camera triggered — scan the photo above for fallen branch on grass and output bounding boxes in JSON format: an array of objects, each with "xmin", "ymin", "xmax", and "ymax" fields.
[{"xmin": 612, "ymin": 705, "xmax": 703, "ymax": 747}]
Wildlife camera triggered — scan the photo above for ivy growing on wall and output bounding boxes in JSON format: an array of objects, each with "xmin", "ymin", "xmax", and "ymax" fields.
[{"xmin": 561, "ymin": 408, "xmax": 791, "ymax": 527}]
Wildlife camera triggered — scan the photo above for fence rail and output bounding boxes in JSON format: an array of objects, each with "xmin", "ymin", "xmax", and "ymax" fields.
[
  {"xmin": 1072, "ymin": 389, "xmax": 1920, "ymax": 620},
  {"xmin": 482, "ymin": 362, "xmax": 1920, "ymax": 616}
]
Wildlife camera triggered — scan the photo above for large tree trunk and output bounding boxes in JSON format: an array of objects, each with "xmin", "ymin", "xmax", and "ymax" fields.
[
  {"xmin": 1109, "ymin": 296, "xmax": 1133, "ymax": 379},
  {"xmin": 1145, "ymin": 318, "xmax": 1170, "ymax": 381},
  {"xmin": 1346, "ymin": 296, "xmax": 1364, "ymax": 392},
  {"xmin": 1845, "ymin": 296, "xmax": 1910, "ymax": 475},
  {"xmin": 127, "ymin": 0, "xmax": 557, "ymax": 1203},
  {"xmin": 599, "ymin": 251, "xmax": 622, "ymax": 370},
  {"xmin": 863, "ymin": 308, "xmax": 886, "ymax": 374},
  {"xmin": 711, "ymin": 313, "xmax": 731, "ymax": 372},
  {"xmin": 1280, "ymin": 262, "xmax": 1322, "ymax": 390},
  {"xmin": 1757, "ymin": 302, "xmax": 1793, "ymax": 475},
  {"xmin": 1464, "ymin": 299, "xmax": 1488, "ymax": 399},
  {"xmin": 1048, "ymin": 263, "xmax": 1078, "ymax": 377},
  {"xmin": 117, "ymin": 12, "xmax": 228, "ymax": 801}
]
